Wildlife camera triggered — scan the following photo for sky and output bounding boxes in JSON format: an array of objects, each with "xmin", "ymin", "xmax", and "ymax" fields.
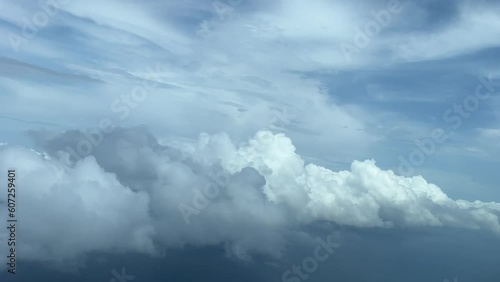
[{"xmin": 0, "ymin": 0, "xmax": 499, "ymax": 281}]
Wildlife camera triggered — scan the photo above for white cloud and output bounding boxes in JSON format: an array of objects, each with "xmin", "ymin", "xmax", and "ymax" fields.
[
  {"xmin": 0, "ymin": 146, "xmax": 156, "ymax": 270},
  {"xmin": 59, "ymin": 0, "xmax": 192, "ymax": 54},
  {"xmin": 391, "ymin": 2, "xmax": 500, "ymax": 61},
  {"xmin": 1, "ymin": 128, "xmax": 499, "ymax": 269}
]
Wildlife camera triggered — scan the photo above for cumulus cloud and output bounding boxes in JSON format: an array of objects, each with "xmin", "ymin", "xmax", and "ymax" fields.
[
  {"xmin": 0, "ymin": 145, "xmax": 156, "ymax": 270},
  {"xmin": 1, "ymin": 127, "xmax": 499, "ymax": 269}
]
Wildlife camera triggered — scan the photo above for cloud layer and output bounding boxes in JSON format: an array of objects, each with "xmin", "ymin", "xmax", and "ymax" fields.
[{"xmin": 1, "ymin": 127, "xmax": 499, "ymax": 269}]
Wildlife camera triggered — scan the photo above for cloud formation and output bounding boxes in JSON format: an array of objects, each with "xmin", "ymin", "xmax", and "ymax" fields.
[
  {"xmin": 1, "ymin": 1, "xmax": 500, "ymax": 279},
  {"xmin": 1, "ymin": 127, "xmax": 499, "ymax": 269}
]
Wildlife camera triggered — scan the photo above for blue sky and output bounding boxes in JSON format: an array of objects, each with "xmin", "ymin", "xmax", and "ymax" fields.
[{"xmin": 0, "ymin": 0, "xmax": 500, "ymax": 281}]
